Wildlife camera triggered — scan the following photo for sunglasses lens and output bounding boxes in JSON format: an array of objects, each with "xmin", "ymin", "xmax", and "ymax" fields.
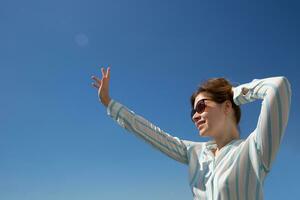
[
  {"xmin": 191, "ymin": 100, "xmax": 206, "ymax": 121},
  {"xmin": 196, "ymin": 101, "xmax": 205, "ymax": 113}
]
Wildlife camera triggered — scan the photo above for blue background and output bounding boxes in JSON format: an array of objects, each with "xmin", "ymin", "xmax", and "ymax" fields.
[{"xmin": 1, "ymin": 0, "xmax": 299, "ymax": 199}]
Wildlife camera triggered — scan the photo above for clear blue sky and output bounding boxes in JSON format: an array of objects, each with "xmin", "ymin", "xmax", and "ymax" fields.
[{"xmin": 1, "ymin": 0, "xmax": 299, "ymax": 199}]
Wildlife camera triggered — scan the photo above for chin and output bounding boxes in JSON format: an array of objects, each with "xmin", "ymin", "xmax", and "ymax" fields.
[
  {"xmin": 199, "ymin": 127, "xmax": 213, "ymax": 137},
  {"xmin": 199, "ymin": 129, "xmax": 208, "ymax": 137}
]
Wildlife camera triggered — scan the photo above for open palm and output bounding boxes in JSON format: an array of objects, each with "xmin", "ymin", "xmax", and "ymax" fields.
[{"xmin": 91, "ymin": 66, "xmax": 111, "ymax": 107}]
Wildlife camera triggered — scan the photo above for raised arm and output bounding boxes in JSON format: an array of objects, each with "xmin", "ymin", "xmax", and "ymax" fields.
[
  {"xmin": 106, "ymin": 98, "xmax": 190, "ymax": 165},
  {"xmin": 91, "ymin": 66, "xmax": 190, "ymax": 165},
  {"xmin": 233, "ymin": 76, "xmax": 292, "ymax": 172}
]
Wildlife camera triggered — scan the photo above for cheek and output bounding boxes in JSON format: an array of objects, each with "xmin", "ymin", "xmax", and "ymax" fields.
[{"xmin": 207, "ymin": 110, "xmax": 225, "ymax": 128}]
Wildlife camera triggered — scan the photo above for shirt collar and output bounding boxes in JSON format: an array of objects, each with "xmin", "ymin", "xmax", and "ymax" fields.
[{"xmin": 204, "ymin": 138, "xmax": 241, "ymax": 151}]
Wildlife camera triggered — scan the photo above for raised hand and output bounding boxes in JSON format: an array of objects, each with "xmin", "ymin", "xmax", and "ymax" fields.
[{"xmin": 91, "ymin": 66, "xmax": 111, "ymax": 107}]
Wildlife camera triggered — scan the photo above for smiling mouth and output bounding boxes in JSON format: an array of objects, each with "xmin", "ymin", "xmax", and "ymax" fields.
[{"xmin": 197, "ymin": 120, "xmax": 206, "ymax": 129}]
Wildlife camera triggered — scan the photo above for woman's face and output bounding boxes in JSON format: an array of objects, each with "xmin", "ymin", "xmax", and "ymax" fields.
[{"xmin": 192, "ymin": 92, "xmax": 227, "ymax": 138}]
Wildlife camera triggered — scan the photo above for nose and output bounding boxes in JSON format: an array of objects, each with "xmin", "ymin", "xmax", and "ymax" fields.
[{"xmin": 192, "ymin": 112, "xmax": 202, "ymax": 123}]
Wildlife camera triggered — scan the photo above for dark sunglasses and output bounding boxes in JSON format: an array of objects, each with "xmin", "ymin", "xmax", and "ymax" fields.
[{"xmin": 191, "ymin": 99, "xmax": 211, "ymax": 121}]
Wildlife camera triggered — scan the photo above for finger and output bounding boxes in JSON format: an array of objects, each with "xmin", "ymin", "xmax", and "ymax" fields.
[
  {"xmin": 91, "ymin": 76, "xmax": 102, "ymax": 83},
  {"xmin": 101, "ymin": 66, "xmax": 106, "ymax": 78},
  {"xmin": 92, "ymin": 82, "xmax": 99, "ymax": 89},
  {"xmin": 106, "ymin": 66, "xmax": 111, "ymax": 79}
]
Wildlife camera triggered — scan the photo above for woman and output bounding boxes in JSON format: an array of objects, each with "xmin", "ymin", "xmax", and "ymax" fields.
[{"xmin": 91, "ymin": 67, "xmax": 291, "ymax": 200}]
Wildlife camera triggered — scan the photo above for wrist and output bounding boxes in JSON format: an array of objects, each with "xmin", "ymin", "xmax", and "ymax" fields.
[
  {"xmin": 242, "ymin": 87, "xmax": 249, "ymax": 95},
  {"xmin": 104, "ymin": 97, "xmax": 111, "ymax": 107}
]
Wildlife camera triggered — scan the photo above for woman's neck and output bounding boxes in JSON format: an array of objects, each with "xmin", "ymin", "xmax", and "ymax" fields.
[{"xmin": 214, "ymin": 124, "xmax": 240, "ymax": 151}]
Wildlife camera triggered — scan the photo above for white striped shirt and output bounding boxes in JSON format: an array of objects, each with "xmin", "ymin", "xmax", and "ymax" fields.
[{"xmin": 106, "ymin": 76, "xmax": 291, "ymax": 200}]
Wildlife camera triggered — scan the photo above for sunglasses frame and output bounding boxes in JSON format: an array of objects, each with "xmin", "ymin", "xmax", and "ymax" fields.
[{"xmin": 191, "ymin": 98, "xmax": 212, "ymax": 121}]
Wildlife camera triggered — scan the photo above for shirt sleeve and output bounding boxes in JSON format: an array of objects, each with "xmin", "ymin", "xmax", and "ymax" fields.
[
  {"xmin": 232, "ymin": 76, "xmax": 292, "ymax": 172},
  {"xmin": 106, "ymin": 99, "xmax": 191, "ymax": 165}
]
